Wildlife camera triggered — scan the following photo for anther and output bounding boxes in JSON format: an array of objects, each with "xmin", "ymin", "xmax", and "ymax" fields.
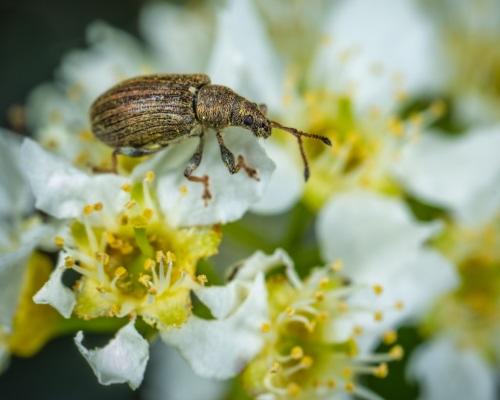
[
  {"xmin": 374, "ymin": 310, "xmax": 384, "ymax": 322},
  {"xmin": 83, "ymin": 204, "xmax": 94, "ymax": 216},
  {"xmin": 121, "ymin": 183, "xmax": 132, "ymax": 192},
  {"xmin": 156, "ymin": 250, "xmax": 165, "ymax": 263},
  {"xmin": 196, "ymin": 274, "xmax": 208, "ymax": 285},
  {"xmin": 54, "ymin": 236, "xmax": 65, "ymax": 247},
  {"xmin": 373, "ymin": 363, "xmax": 388, "ymax": 378},
  {"xmin": 114, "ymin": 266, "xmax": 128, "ymax": 278},
  {"xmin": 383, "ymin": 330, "xmax": 398, "ymax": 345},
  {"xmin": 344, "ymin": 382, "xmax": 355, "ymax": 393},
  {"xmin": 300, "ymin": 356, "xmax": 313, "ymax": 368},
  {"xmin": 144, "ymin": 258, "xmax": 155, "ymax": 271},
  {"xmin": 319, "ymin": 277, "xmax": 330, "ymax": 289},
  {"xmin": 290, "ymin": 346, "xmax": 303, "ymax": 360},
  {"xmin": 260, "ymin": 322, "xmax": 271, "ymax": 333},
  {"xmin": 372, "ymin": 284, "xmax": 383, "ymax": 296},
  {"xmin": 331, "ymin": 260, "xmax": 343, "ymax": 272},
  {"xmin": 314, "ymin": 291, "xmax": 325, "ymax": 302},
  {"xmin": 145, "ymin": 171, "xmax": 155, "ymax": 183},
  {"xmin": 270, "ymin": 362, "xmax": 282, "ymax": 373},
  {"xmin": 389, "ymin": 345, "xmax": 404, "ymax": 360},
  {"xmin": 143, "ymin": 208, "xmax": 154, "ymax": 219},
  {"xmin": 64, "ymin": 256, "xmax": 75, "ymax": 268},
  {"xmin": 93, "ymin": 202, "xmax": 103, "ymax": 211}
]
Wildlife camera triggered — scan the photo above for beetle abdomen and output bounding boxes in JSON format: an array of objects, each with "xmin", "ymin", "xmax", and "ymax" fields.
[{"xmin": 90, "ymin": 74, "xmax": 210, "ymax": 148}]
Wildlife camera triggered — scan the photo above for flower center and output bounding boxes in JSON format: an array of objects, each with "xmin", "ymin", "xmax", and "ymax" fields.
[
  {"xmin": 59, "ymin": 172, "xmax": 220, "ymax": 326},
  {"xmin": 243, "ymin": 262, "xmax": 404, "ymax": 399},
  {"xmin": 282, "ymin": 89, "xmax": 444, "ymax": 209},
  {"xmin": 429, "ymin": 218, "xmax": 500, "ymax": 359}
]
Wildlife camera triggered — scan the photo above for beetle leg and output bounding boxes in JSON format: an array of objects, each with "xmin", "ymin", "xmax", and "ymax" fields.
[
  {"xmin": 216, "ymin": 131, "xmax": 260, "ymax": 181},
  {"xmin": 184, "ymin": 133, "xmax": 212, "ymax": 204}
]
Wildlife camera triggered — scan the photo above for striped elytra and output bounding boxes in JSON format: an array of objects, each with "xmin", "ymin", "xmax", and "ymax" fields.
[{"xmin": 90, "ymin": 74, "xmax": 210, "ymax": 148}]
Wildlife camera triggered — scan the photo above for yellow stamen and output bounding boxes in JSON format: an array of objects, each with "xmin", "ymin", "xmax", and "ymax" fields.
[
  {"xmin": 93, "ymin": 202, "xmax": 103, "ymax": 212},
  {"xmin": 120, "ymin": 183, "xmax": 132, "ymax": 192},
  {"xmin": 83, "ymin": 204, "xmax": 94, "ymax": 216},
  {"xmin": 390, "ymin": 345, "xmax": 404, "ymax": 360},
  {"xmin": 372, "ymin": 284, "xmax": 384, "ymax": 296},
  {"xmin": 144, "ymin": 258, "xmax": 155, "ymax": 271},
  {"xmin": 114, "ymin": 266, "xmax": 127, "ymax": 278},
  {"xmin": 260, "ymin": 322, "xmax": 271, "ymax": 333},
  {"xmin": 314, "ymin": 291, "xmax": 325, "ymax": 302},
  {"xmin": 383, "ymin": 330, "xmax": 398, "ymax": 345},
  {"xmin": 270, "ymin": 362, "xmax": 282, "ymax": 373},
  {"xmin": 64, "ymin": 256, "xmax": 75, "ymax": 268},
  {"xmin": 54, "ymin": 236, "xmax": 65, "ymax": 247},
  {"xmin": 374, "ymin": 310, "xmax": 384, "ymax": 322},
  {"xmin": 145, "ymin": 171, "xmax": 155, "ymax": 183},
  {"xmin": 373, "ymin": 363, "xmax": 388, "ymax": 378},
  {"xmin": 197, "ymin": 274, "xmax": 208, "ymax": 285},
  {"xmin": 143, "ymin": 208, "xmax": 154, "ymax": 220},
  {"xmin": 344, "ymin": 382, "xmax": 355, "ymax": 393},
  {"xmin": 290, "ymin": 346, "xmax": 303, "ymax": 360},
  {"xmin": 331, "ymin": 260, "xmax": 343, "ymax": 272},
  {"xmin": 300, "ymin": 356, "xmax": 313, "ymax": 368}
]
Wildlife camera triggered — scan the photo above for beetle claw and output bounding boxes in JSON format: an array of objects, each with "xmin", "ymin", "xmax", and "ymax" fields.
[{"xmin": 236, "ymin": 155, "xmax": 260, "ymax": 181}]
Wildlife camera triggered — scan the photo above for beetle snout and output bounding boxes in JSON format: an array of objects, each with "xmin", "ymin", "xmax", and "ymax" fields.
[{"xmin": 254, "ymin": 121, "xmax": 271, "ymax": 138}]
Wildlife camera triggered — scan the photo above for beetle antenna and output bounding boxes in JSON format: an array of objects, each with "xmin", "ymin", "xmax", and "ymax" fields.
[{"xmin": 270, "ymin": 120, "xmax": 332, "ymax": 181}]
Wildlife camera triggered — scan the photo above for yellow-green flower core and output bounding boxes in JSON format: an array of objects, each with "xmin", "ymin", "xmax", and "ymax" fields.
[
  {"xmin": 280, "ymin": 90, "xmax": 445, "ymax": 210},
  {"xmin": 58, "ymin": 172, "xmax": 220, "ymax": 329},
  {"xmin": 427, "ymin": 216, "xmax": 500, "ymax": 363},
  {"xmin": 242, "ymin": 261, "xmax": 403, "ymax": 399}
]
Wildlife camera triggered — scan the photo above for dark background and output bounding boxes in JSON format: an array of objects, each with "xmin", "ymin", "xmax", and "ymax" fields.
[
  {"xmin": 0, "ymin": 1, "xmax": 146, "ymax": 398},
  {"xmin": 0, "ymin": 0, "xmax": 147, "ymax": 129}
]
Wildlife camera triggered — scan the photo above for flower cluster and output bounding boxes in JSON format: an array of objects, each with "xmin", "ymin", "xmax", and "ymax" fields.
[{"xmin": 0, "ymin": 0, "xmax": 499, "ymax": 399}]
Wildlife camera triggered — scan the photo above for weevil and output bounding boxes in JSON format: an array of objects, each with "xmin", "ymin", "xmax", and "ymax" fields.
[{"xmin": 90, "ymin": 74, "xmax": 331, "ymax": 201}]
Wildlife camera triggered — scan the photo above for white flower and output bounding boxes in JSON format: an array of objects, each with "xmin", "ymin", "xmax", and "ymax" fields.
[
  {"xmin": 408, "ymin": 335, "xmax": 497, "ymax": 400},
  {"xmin": 395, "ymin": 126, "xmax": 500, "ymax": 228},
  {"xmin": 396, "ymin": 126, "xmax": 500, "ymax": 400},
  {"xmin": 0, "ymin": 130, "xmax": 58, "ymax": 370},
  {"xmin": 317, "ymin": 191, "xmax": 458, "ymax": 338},
  {"xmin": 311, "ymin": 0, "xmax": 444, "ymax": 112}
]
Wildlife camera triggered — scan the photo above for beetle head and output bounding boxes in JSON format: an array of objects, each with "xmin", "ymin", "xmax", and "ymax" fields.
[{"xmin": 238, "ymin": 101, "xmax": 271, "ymax": 138}]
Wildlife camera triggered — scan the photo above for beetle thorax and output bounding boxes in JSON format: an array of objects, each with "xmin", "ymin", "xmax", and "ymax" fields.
[{"xmin": 195, "ymin": 84, "xmax": 242, "ymax": 129}]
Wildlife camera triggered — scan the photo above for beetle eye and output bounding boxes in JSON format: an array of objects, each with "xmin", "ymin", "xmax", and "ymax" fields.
[{"xmin": 243, "ymin": 115, "xmax": 254, "ymax": 126}]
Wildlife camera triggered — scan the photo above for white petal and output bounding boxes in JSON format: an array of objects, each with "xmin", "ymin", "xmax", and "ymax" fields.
[
  {"xmin": 196, "ymin": 248, "xmax": 297, "ymax": 320},
  {"xmin": 162, "ymin": 273, "xmax": 268, "ymax": 379},
  {"xmin": 317, "ymin": 191, "xmax": 458, "ymax": 325},
  {"xmin": 250, "ymin": 140, "xmax": 303, "ymax": 215},
  {"xmin": 139, "ymin": 2, "xmax": 214, "ymax": 73},
  {"xmin": 143, "ymin": 341, "xmax": 227, "ymax": 400},
  {"xmin": 208, "ymin": 0, "xmax": 283, "ymax": 112},
  {"xmin": 0, "ymin": 129, "xmax": 32, "ymax": 217},
  {"xmin": 75, "ymin": 320, "xmax": 149, "ymax": 390},
  {"xmin": 33, "ymin": 252, "xmax": 76, "ymax": 318},
  {"xmin": 409, "ymin": 336, "xmax": 496, "ymax": 400},
  {"xmin": 20, "ymin": 139, "xmax": 128, "ymax": 219},
  {"xmin": 231, "ymin": 248, "xmax": 301, "ymax": 288},
  {"xmin": 395, "ymin": 127, "xmax": 500, "ymax": 227},
  {"xmin": 60, "ymin": 22, "xmax": 149, "ymax": 106},
  {"xmin": 147, "ymin": 132, "xmax": 275, "ymax": 227},
  {"xmin": 312, "ymin": 0, "xmax": 444, "ymax": 111}
]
